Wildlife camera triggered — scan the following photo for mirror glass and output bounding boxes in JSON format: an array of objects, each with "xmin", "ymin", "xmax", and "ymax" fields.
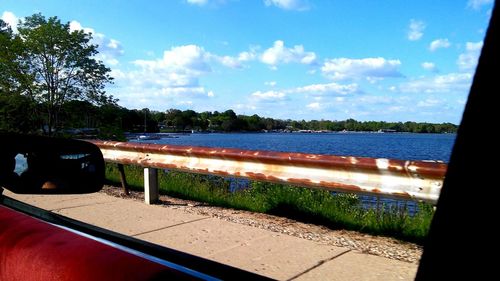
[{"xmin": 1, "ymin": 135, "xmax": 104, "ymax": 194}]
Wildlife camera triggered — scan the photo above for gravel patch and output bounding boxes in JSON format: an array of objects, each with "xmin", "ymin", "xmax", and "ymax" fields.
[{"xmin": 101, "ymin": 185, "xmax": 423, "ymax": 263}]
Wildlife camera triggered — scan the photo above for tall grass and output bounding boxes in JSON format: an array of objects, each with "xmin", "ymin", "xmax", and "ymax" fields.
[{"xmin": 105, "ymin": 163, "xmax": 434, "ymax": 244}]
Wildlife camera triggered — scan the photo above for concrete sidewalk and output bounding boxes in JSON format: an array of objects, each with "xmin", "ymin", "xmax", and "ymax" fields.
[{"xmin": 4, "ymin": 190, "xmax": 418, "ymax": 280}]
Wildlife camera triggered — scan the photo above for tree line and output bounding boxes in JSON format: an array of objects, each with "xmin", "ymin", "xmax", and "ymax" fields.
[
  {"xmin": 1, "ymin": 13, "xmax": 457, "ymax": 139},
  {"xmin": 161, "ymin": 108, "xmax": 457, "ymax": 133},
  {"xmin": 0, "ymin": 96, "xmax": 458, "ymax": 136}
]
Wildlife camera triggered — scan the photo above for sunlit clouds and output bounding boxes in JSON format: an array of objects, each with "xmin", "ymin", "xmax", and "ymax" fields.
[
  {"xmin": 321, "ymin": 58, "xmax": 402, "ymax": 81},
  {"xmin": 408, "ymin": 19, "xmax": 425, "ymax": 41},
  {"xmin": 263, "ymin": 0, "xmax": 310, "ymax": 11},
  {"xmin": 429, "ymin": 39, "xmax": 451, "ymax": 52},
  {"xmin": 261, "ymin": 40, "xmax": 316, "ymax": 69}
]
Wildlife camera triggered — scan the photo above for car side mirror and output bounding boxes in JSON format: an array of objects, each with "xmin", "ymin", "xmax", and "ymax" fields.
[{"xmin": 0, "ymin": 135, "xmax": 104, "ymax": 194}]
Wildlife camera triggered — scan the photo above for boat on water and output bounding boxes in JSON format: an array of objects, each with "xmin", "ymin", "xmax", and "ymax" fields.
[
  {"xmin": 136, "ymin": 135, "xmax": 161, "ymax": 140},
  {"xmin": 125, "ymin": 132, "xmax": 180, "ymax": 141},
  {"xmin": 377, "ymin": 129, "xmax": 397, "ymax": 133}
]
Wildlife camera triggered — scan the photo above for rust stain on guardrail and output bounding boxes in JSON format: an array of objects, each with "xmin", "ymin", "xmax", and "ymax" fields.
[{"xmin": 89, "ymin": 140, "xmax": 446, "ymax": 204}]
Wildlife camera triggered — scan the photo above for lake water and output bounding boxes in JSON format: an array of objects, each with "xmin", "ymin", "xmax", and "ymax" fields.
[{"xmin": 134, "ymin": 132, "xmax": 456, "ymax": 162}]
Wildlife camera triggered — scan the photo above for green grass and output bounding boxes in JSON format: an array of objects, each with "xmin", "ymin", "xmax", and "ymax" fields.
[{"xmin": 105, "ymin": 163, "xmax": 434, "ymax": 244}]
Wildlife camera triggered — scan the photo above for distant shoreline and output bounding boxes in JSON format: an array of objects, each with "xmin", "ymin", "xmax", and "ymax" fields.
[{"xmin": 153, "ymin": 130, "xmax": 456, "ymax": 135}]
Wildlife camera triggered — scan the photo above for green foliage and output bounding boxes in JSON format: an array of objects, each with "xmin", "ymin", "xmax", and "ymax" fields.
[
  {"xmin": 106, "ymin": 164, "xmax": 435, "ymax": 243},
  {"xmin": 97, "ymin": 125, "xmax": 126, "ymax": 141},
  {"xmin": 0, "ymin": 94, "xmax": 40, "ymax": 133},
  {"xmin": 0, "ymin": 20, "xmax": 17, "ymax": 95},
  {"xmin": 0, "ymin": 13, "xmax": 115, "ymax": 135}
]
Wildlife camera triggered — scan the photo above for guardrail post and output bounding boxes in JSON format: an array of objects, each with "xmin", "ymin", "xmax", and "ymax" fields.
[
  {"xmin": 144, "ymin": 168, "xmax": 159, "ymax": 204},
  {"xmin": 117, "ymin": 164, "xmax": 129, "ymax": 195}
]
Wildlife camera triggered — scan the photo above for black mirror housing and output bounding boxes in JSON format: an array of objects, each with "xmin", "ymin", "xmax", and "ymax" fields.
[{"xmin": 0, "ymin": 135, "xmax": 104, "ymax": 194}]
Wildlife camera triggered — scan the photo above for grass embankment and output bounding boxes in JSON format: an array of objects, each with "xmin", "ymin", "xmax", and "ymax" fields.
[{"xmin": 105, "ymin": 163, "xmax": 434, "ymax": 244}]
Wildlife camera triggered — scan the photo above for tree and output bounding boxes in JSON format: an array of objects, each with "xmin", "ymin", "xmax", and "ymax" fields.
[
  {"xmin": 222, "ymin": 109, "xmax": 237, "ymax": 120},
  {"xmin": 165, "ymin": 108, "xmax": 182, "ymax": 129},
  {"xmin": 59, "ymin": 100, "xmax": 96, "ymax": 129},
  {"xmin": 246, "ymin": 114, "xmax": 263, "ymax": 131},
  {"xmin": 0, "ymin": 20, "xmax": 12, "ymax": 94},
  {"xmin": 0, "ymin": 94, "xmax": 39, "ymax": 133},
  {"xmin": 9, "ymin": 14, "xmax": 114, "ymax": 135},
  {"xmin": 0, "ymin": 19, "xmax": 22, "ymax": 96}
]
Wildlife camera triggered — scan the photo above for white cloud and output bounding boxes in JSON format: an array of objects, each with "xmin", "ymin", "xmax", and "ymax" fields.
[
  {"xmin": 161, "ymin": 87, "xmax": 208, "ymax": 96},
  {"xmin": 261, "ymin": 40, "xmax": 316, "ymax": 68},
  {"xmin": 107, "ymin": 39, "xmax": 121, "ymax": 49},
  {"xmin": 264, "ymin": 0, "xmax": 310, "ymax": 11},
  {"xmin": 466, "ymin": 41, "xmax": 483, "ymax": 51},
  {"xmin": 467, "ymin": 0, "xmax": 493, "ymax": 10},
  {"xmin": 156, "ymin": 45, "xmax": 209, "ymax": 72},
  {"xmin": 292, "ymin": 82, "xmax": 361, "ymax": 96},
  {"xmin": 429, "ymin": 39, "xmax": 451, "ymax": 52},
  {"xmin": 421, "ymin": 62, "xmax": 437, "ymax": 72},
  {"xmin": 306, "ymin": 102, "xmax": 321, "ymax": 110},
  {"xmin": 244, "ymin": 81, "xmax": 362, "ymax": 115},
  {"xmin": 321, "ymin": 57, "xmax": 402, "ymax": 81},
  {"xmin": 132, "ymin": 45, "xmax": 211, "ymax": 88},
  {"xmin": 113, "ymin": 44, "xmax": 262, "ymax": 110},
  {"xmin": 1, "ymin": 11, "xmax": 19, "ymax": 33},
  {"xmin": 186, "ymin": 0, "xmax": 209, "ymax": 6},
  {"xmin": 185, "ymin": 0, "xmax": 229, "ymax": 8},
  {"xmin": 240, "ymin": 81, "xmax": 463, "ymax": 123},
  {"xmin": 265, "ymin": 81, "xmax": 277, "ymax": 87},
  {"xmin": 217, "ymin": 56, "xmax": 241, "ymax": 68},
  {"xmin": 177, "ymin": 100, "xmax": 194, "ymax": 105},
  {"xmin": 335, "ymin": 94, "xmax": 462, "ymax": 123},
  {"xmin": 399, "ymin": 73, "xmax": 473, "ymax": 94},
  {"xmin": 70, "ymin": 21, "xmax": 91, "ymax": 33},
  {"xmin": 112, "ymin": 81, "xmax": 213, "ymax": 110},
  {"xmin": 408, "ymin": 19, "xmax": 425, "ymax": 41},
  {"xmin": 355, "ymin": 95, "xmax": 396, "ymax": 105},
  {"xmin": 111, "ymin": 44, "xmax": 216, "ymax": 109},
  {"xmin": 250, "ymin": 90, "xmax": 287, "ymax": 102},
  {"xmin": 213, "ymin": 49, "xmax": 257, "ymax": 69},
  {"xmin": 238, "ymin": 50, "xmax": 257, "ymax": 62},
  {"xmin": 387, "ymin": 106, "xmax": 407, "ymax": 113},
  {"xmin": 234, "ymin": 103, "xmax": 257, "ymax": 111},
  {"xmin": 70, "ymin": 20, "xmax": 124, "ymax": 66},
  {"xmin": 417, "ymin": 98, "xmax": 442, "ymax": 107},
  {"xmin": 457, "ymin": 41, "xmax": 483, "ymax": 71}
]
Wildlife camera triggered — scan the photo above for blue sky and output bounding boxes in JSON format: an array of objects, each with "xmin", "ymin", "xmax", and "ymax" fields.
[{"xmin": 1, "ymin": 0, "xmax": 494, "ymax": 123}]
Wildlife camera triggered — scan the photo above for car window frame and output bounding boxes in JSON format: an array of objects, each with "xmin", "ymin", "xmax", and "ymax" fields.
[{"xmin": 415, "ymin": 1, "xmax": 499, "ymax": 280}]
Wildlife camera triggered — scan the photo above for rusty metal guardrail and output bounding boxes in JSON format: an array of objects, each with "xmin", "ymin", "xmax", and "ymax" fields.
[{"xmin": 89, "ymin": 140, "xmax": 446, "ymax": 204}]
